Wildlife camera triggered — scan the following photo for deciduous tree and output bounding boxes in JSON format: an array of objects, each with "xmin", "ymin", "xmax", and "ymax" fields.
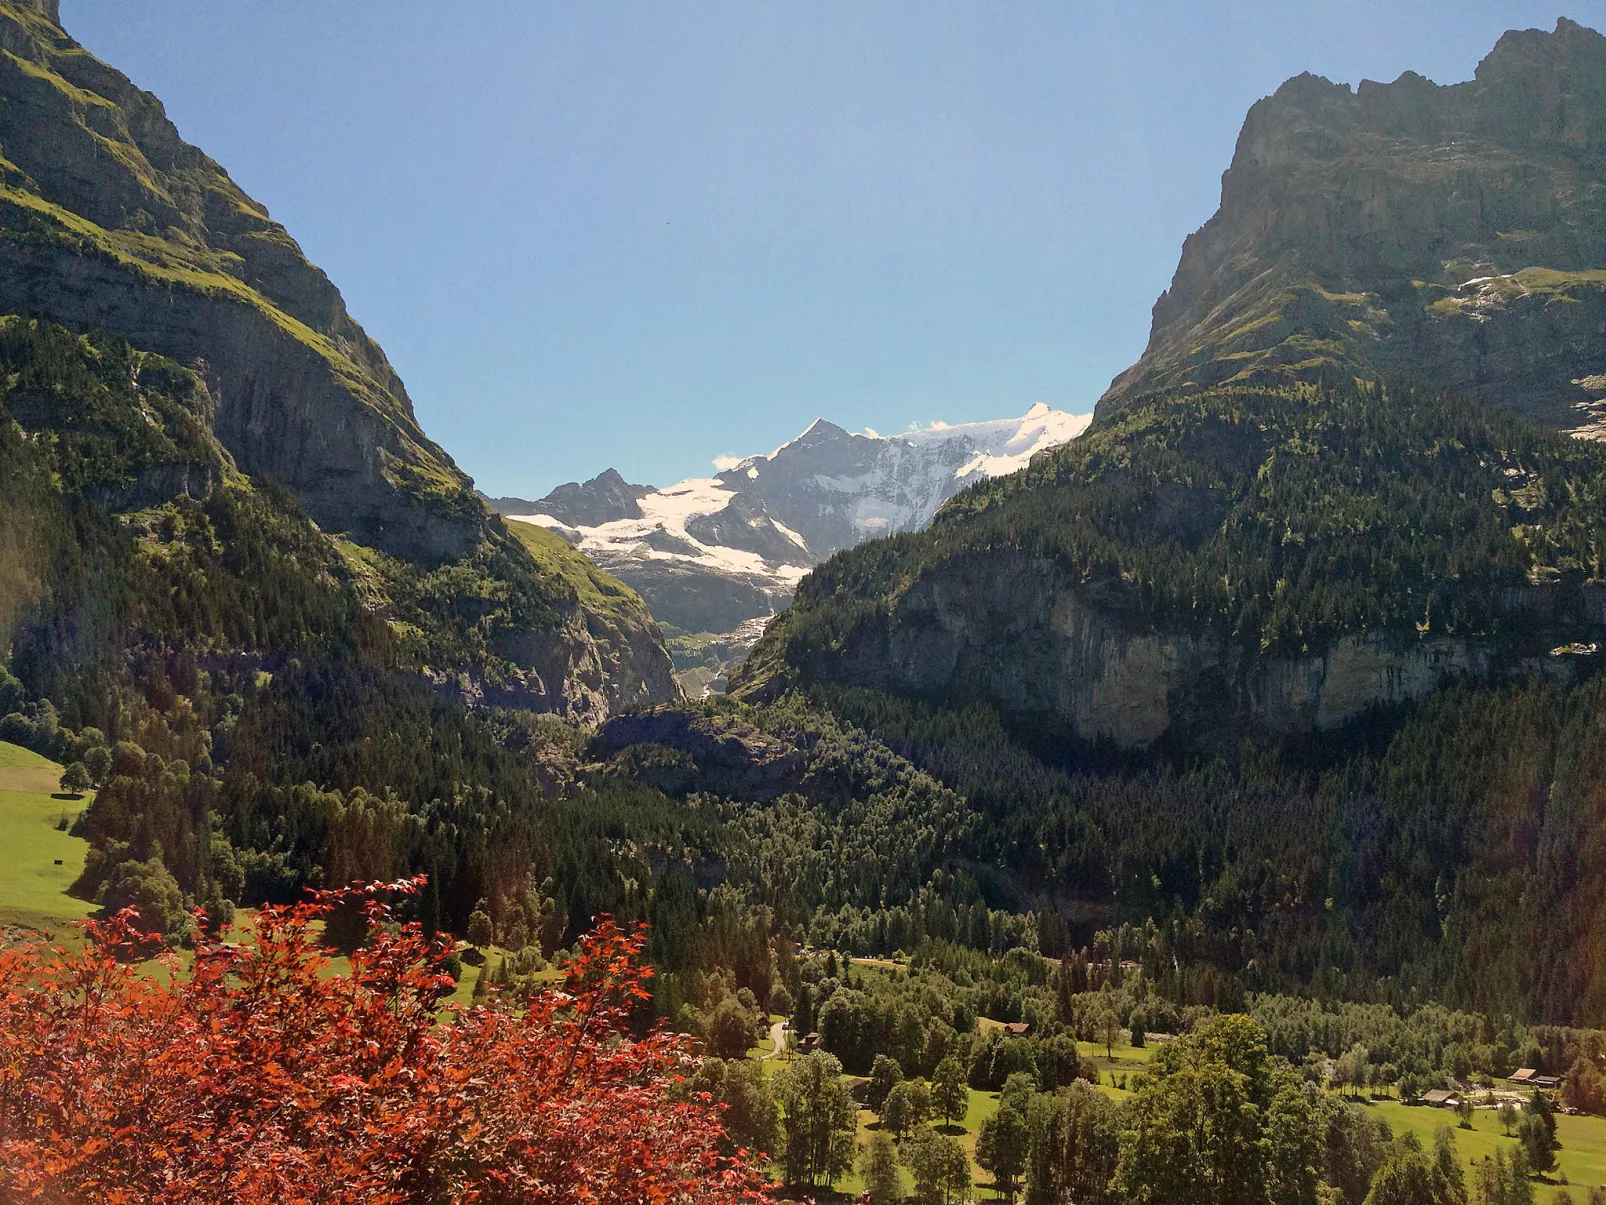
[
  {"xmin": 0, "ymin": 879, "xmax": 773, "ymax": 1204},
  {"xmin": 932, "ymin": 1056, "xmax": 969, "ymax": 1128},
  {"xmin": 773, "ymin": 1049, "xmax": 857, "ymax": 1187}
]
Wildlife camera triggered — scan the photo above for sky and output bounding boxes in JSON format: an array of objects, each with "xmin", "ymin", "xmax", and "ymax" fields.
[{"xmin": 60, "ymin": 2, "xmax": 1606, "ymax": 498}]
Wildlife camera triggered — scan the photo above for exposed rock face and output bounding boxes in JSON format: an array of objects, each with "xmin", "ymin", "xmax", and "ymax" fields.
[
  {"xmin": 776, "ymin": 550, "xmax": 1595, "ymax": 749},
  {"xmin": 591, "ymin": 709, "xmax": 807, "ymax": 800},
  {"xmin": 1101, "ymin": 18, "xmax": 1606, "ymax": 436},
  {"xmin": 0, "ymin": 2, "xmax": 485, "ymax": 560},
  {"xmin": 0, "ymin": 0, "xmax": 679, "ymax": 718},
  {"xmin": 444, "ymin": 603, "xmax": 678, "ymax": 726},
  {"xmin": 518, "ymin": 469, "xmax": 652, "ymax": 529}
]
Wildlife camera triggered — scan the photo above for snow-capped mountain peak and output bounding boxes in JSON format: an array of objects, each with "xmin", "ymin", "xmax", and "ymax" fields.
[{"xmin": 496, "ymin": 404, "xmax": 1090, "ymax": 691}]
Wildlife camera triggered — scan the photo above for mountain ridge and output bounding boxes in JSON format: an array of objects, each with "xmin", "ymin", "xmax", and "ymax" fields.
[
  {"xmin": 1100, "ymin": 17, "xmax": 1606, "ymax": 437},
  {"xmin": 0, "ymin": 0, "xmax": 678, "ymax": 721}
]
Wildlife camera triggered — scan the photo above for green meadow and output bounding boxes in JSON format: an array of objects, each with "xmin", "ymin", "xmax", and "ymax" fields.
[
  {"xmin": 0, "ymin": 740, "xmax": 94, "ymax": 934},
  {"xmin": 1370, "ymin": 1098, "xmax": 1606, "ymax": 1202}
]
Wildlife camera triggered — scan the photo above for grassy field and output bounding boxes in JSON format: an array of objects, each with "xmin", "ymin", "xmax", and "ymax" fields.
[
  {"xmin": 1370, "ymin": 1098, "xmax": 1606, "ymax": 1201},
  {"xmin": 0, "ymin": 740, "xmax": 94, "ymax": 934}
]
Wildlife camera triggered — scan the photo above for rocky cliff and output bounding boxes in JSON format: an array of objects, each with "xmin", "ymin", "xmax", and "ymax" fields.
[
  {"xmin": 759, "ymin": 545, "xmax": 1605, "ymax": 751},
  {"xmin": 0, "ymin": 0, "xmax": 677, "ymax": 719},
  {"xmin": 1101, "ymin": 18, "xmax": 1606, "ymax": 437}
]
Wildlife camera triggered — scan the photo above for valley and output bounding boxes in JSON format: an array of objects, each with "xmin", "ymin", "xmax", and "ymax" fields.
[{"xmin": 3, "ymin": 2, "xmax": 1606, "ymax": 1201}]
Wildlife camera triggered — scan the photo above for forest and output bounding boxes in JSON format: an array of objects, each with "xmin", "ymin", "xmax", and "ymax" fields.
[
  {"xmin": 5, "ymin": 318, "xmax": 1606, "ymax": 1203},
  {"xmin": 744, "ymin": 380, "xmax": 1606, "ymax": 700}
]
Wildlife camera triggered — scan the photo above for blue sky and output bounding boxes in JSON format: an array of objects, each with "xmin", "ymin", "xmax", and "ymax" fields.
[{"xmin": 61, "ymin": 2, "xmax": 1606, "ymax": 497}]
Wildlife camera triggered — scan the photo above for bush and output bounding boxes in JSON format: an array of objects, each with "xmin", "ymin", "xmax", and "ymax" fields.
[{"xmin": 0, "ymin": 895, "xmax": 770, "ymax": 1200}]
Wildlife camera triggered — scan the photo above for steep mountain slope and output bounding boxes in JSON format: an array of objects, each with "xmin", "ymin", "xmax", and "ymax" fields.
[
  {"xmin": 738, "ymin": 381, "xmax": 1606, "ymax": 747},
  {"xmin": 713, "ymin": 17, "xmax": 1606, "ymax": 1032},
  {"xmin": 0, "ymin": 0, "xmax": 676, "ymax": 720},
  {"xmin": 496, "ymin": 405, "xmax": 1089, "ymax": 692},
  {"xmin": 742, "ymin": 19, "xmax": 1606, "ymax": 748},
  {"xmin": 1101, "ymin": 18, "xmax": 1606, "ymax": 436}
]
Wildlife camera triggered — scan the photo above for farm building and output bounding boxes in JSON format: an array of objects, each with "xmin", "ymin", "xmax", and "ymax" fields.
[{"xmin": 1509, "ymin": 1069, "xmax": 1563, "ymax": 1090}]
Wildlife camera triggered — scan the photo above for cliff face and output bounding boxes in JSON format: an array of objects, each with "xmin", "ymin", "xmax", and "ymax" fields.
[
  {"xmin": 0, "ymin": 0, "xmax": 678, "ymax": 718},
  {"xmin": 769, "ymin": 548, "xmax": 1603, "ymax": 749},
  {"xmin": 0, "ymin": 1, "xmax": 474, "ymax": 560},
  {"xmin": 1101, "ymin": 18, "xmax": 1606, "ymax": 436}
]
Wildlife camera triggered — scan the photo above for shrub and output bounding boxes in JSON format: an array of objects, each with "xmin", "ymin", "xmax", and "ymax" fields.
[{"xmin": 0, "ymin": 880, "xmax": 772, "ymax": 1202}]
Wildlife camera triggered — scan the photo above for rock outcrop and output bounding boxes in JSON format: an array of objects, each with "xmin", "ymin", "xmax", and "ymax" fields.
[
  {"xmin": 591, "ymin": 709, "xmax": 808, "ymax": 800},
  {"xmin": 1101, "ymin": 18, "xmax": 1606, "ymax": 437}
]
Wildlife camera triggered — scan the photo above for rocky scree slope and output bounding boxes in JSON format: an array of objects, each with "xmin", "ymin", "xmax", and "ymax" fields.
[
  {"xmin": 736, "ymin": 381, "xmax": 1606, "ymax": 750},
  {"xmin": 1101, "ymin": 18, "xmax": 1606, "ymax": 438},
  {"xmin": 494, "ymin": 405, "xmax": 1089, "ymax": 693},
  {"xmin": 0, "ymin": 0, "xmax": 675, "ymax": 720}
]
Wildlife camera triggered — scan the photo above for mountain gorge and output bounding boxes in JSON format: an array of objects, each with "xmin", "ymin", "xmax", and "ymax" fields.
[{"xmin": 493, "ymin": 405, "xmax": 1089, "ymax": 692}]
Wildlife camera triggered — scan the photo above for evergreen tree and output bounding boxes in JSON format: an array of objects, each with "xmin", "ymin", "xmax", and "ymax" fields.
[{"xmin": 861, "ymin": 1131, "xmax": 902, "ymax": 1204}]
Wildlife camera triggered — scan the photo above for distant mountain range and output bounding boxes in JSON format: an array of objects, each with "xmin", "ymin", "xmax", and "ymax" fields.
[{"xmin": 487, "ymin": 404, "xmax": 1090, "ymax": 692}]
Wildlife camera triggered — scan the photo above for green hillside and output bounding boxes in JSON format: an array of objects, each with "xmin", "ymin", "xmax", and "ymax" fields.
[
  {"xmin": 0, "ymin": 740, "xmax": 92, "ymax": 930},
  {"xmin": 743, "ymin": 380, "xmax": 1606, "ymax": 697}
]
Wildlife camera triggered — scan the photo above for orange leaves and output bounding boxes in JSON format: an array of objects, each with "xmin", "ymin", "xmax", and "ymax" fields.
[{"xmin": 0, "ymin": 884, "xmax": 774, "ymax": 1204}]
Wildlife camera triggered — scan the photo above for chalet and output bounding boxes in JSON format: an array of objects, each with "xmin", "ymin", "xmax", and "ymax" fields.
[
  {"xmin": 1002, "ymin": 1022, "xmax": 1031, "ymax": 1037},
  {"xmin": 1509, "ymin": 1068, "xmax": 1563, "ymax": 1090},
  {"xmin": 799, "ymin": 1032, "xmax": 821, "ymax": 1053},
  {"xmin": 1421, "ymin": 1089, "xmax": 1459, "ymax": 1108}
]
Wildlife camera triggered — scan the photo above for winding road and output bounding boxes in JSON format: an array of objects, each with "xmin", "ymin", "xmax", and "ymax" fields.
[{"xmin": 761, "ymin": 1020, "xmax": 786, "ymax": 1061}]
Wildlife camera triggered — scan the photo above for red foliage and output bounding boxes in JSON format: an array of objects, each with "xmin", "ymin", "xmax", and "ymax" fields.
[{"xmin": 0, "ymin": 880, "xmax": 774, "ymax": 1204}]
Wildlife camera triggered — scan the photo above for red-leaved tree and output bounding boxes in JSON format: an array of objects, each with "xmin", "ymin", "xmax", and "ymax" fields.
[{"xmin": 0, "ymin": 879, "xmax": 774, "ymax": 1204}]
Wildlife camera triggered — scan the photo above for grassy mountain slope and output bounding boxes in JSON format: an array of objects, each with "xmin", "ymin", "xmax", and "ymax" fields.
[{"xmin": 0, "ymin": 0, "xmax": 677, "ymax": 720}]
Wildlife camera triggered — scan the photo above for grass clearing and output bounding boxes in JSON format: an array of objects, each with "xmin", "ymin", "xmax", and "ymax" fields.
[
  {"xmin": 506, "ymin": 520, "xmax": 648, "ymax": 619},
  {"xmin": 0, "ymin": 741, "xmax": 94, "ymax": 933},
  {"xmin": 1370, "ymin": 1099, "xmax": 1606, "ymax": 1201}
]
